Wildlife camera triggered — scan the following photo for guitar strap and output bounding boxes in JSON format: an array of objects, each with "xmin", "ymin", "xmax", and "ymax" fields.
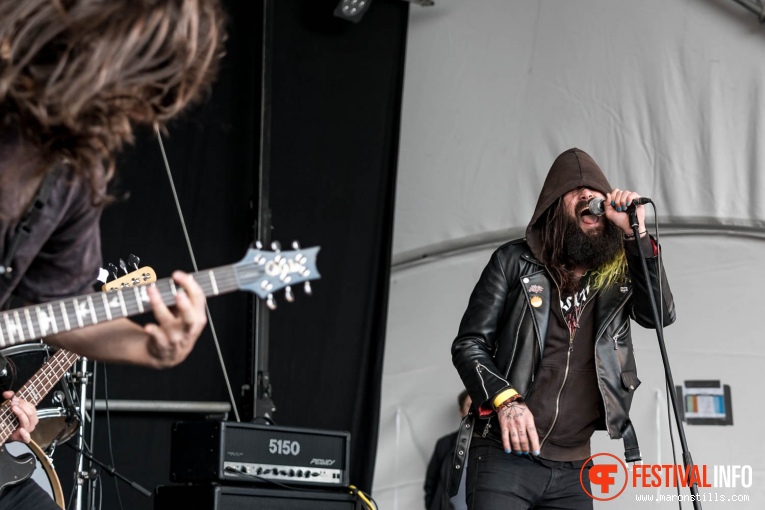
[
  {"xmin": 1, "ymin": 166, "xmax": 61, "ymax": 280},
  {"xmin": 447, "ymin": 411, "xmax": 474, "ymax": 497}
]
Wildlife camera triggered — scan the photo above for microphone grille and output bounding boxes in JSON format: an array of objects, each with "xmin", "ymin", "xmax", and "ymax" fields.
[{"xmin": 588, "ymin": 197, "xmax": 605, "ymax": 216}]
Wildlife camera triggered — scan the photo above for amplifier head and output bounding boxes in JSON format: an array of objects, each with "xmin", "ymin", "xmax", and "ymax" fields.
[{"xmin": 170, "ymin": 420, "xmax": 351, "ymax": 487}]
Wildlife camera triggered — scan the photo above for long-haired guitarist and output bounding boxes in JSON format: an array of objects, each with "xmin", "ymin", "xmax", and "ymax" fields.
[{"xmin": 0, "ymin": 1, "xmax": 227, "ymax": 507}]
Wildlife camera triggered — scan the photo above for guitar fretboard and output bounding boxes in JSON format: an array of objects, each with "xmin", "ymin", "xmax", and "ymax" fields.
[
  {"xmin": 0, "ymin": 265, "xmax": 243, "ymax": 350},
  {"xmin": 0, "ymin": 348, "xmax": 79, "ymax": 443},
  {"xmin": 0, "ymin": 265, "xmax": 250, "ymax": 442},
  {"xmin": 0, "ymin": 245, "xmax": 318, "ymax": 442}
]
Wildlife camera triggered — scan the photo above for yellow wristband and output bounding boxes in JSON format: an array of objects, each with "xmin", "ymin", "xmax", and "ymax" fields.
[{"xmin": 492, "ymin": 389, "xmax": 519, "ymax": 409}]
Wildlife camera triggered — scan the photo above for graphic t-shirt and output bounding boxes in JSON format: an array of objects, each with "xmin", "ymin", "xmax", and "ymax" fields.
[{"xmin": 560, "ymin": 282, "xmax": 592, "ymax": 336}]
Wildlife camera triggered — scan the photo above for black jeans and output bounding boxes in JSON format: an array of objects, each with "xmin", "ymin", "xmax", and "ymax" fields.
[
  {"xmin": 0, "ymin": 478, "xmax": 62, "ymax": 510},
  {"xmin": 466, "ymin": 444, "xmax": 593, "ymax": 510}
]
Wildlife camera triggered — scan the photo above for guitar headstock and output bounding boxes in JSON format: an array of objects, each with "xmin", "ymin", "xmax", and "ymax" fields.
[
  {"xmin": 235, "ymin": 241, "xmax": 320, "ymax": 309},
  {"xmin": 102, "ymin": 268, "xmax": 157, "ymax": 292},
  {"xmin": 100, "ymin": 254, "xmax": 157, "ymax": 292}
]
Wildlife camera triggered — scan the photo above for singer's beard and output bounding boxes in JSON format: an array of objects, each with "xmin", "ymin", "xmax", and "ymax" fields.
[{"xmin": 561, "ymin": 211, "xmax": 624, "ymax": 270}]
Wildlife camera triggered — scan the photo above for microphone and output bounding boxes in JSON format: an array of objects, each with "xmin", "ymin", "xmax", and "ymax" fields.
[{"xmin": 588, "ymin": 197, "xmax": 652, "ymax": 216}]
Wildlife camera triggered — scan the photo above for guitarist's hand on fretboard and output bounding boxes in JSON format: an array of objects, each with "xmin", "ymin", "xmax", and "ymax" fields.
[
  {"xmin": 143, "ymin": 271, "xmax": 208, "ymax": 367},
  {"xmin": 1, "ymin": 390, "xmax": 38, "ymax": 445},
  {"xmin": 99, "ymin": 257, "xmax": 208, "ymax": 367}
]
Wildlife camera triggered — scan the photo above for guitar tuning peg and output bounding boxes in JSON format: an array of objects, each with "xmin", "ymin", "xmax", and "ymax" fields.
[
  {"xmin": 107, "ymin": 263, "xmax": 119, "ymax": 281},
  {"xmin": 95, "ymin": 268, "xmax": 109, "ymax": 291},
  {"xmin": 291, "ymin": 241, "xmax": 301, "ymax": 250},
  {"xmin": 119, "ymin": 258, "xmax": 128, "ymax": 275},
  {"xmin": 303, "ymin": 281, "xmax": 312, "ymax": 296},
  {"xmin": 255, "ymin": 240, "xmax": 263, "ymax": 249},
  {"xmin": 271, "ymin": 241, "xmax": 282, "ymax": 252},
  {"xmin": 127, "ymin": 254, "xmax": 140, "ymax": 270},
  {"xmin": 284, "ymin": 286, "xmax": 294, "ymax": 303},
  {"xmin": 96, "ymin": 267, "xmax": 109, "ymax": 284},
  {"xmin": 266, "ymin": 294, "xmax": 277, "ymax": 310}
]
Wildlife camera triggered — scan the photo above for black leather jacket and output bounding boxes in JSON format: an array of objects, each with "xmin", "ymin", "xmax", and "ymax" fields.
[{"xmin": 451, "ymin": 236, "xmax": 675, "ymax": 452}]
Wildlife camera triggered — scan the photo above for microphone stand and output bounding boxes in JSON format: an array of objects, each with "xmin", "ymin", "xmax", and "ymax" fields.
[
  {"xmin": 65, "ymin": 442, "xmax": 152, "ymax": 498},
  {"xmin": 627, "ymin": 205, "xmax": 702, "ymax": 509},
  {"xmin": 72, "ymin": 357, "xmax": 91, "ymax": 510}
]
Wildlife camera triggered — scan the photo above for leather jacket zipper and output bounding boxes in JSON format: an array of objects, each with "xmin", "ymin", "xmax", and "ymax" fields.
[
  {"xmin": 595, "ymin": 295, "xmax": 629, "ymax": 345},
  {"xmin": 593, "ymin": 297, "xmax": 630, "ymax": 437},
  {"xmin": 612, "ymin": 319, "xmax": 629, "ymax": 349},
  {"xmin": 475, "ymin": 363, "xmax": 508, "ymax": 396}
]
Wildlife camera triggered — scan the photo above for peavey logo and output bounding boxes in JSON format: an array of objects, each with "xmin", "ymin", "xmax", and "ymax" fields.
[{"xmin": 310, "ymin": 458, "xmax": 336, "ymax": 466}]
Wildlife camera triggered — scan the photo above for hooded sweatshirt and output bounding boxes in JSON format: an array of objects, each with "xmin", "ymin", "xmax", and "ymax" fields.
[{"xmin": 522, "ymin": 148, "xmax": 614, "ymax": 461}]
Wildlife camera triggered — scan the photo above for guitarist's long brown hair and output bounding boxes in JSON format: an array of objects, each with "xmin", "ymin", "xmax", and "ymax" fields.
[{"xmin": 0, "ymin": 0, "xmax": 227, "ymax": 202}]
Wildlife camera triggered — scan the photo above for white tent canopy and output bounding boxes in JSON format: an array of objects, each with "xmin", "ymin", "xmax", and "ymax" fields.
[{"xmin": 375, "ymin": 1, "xmax": 765, "ymax": 509}]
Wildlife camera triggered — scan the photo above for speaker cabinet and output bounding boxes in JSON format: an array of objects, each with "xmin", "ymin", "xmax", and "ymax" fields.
[{"xmin": 155, "ymin": 485, "xmax": 361, "ymax": 510}]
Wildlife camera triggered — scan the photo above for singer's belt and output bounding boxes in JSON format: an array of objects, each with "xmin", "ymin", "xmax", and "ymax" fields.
[{"xmin": 446, "ymin": 414, "xmax": 642, "ymax": 496}]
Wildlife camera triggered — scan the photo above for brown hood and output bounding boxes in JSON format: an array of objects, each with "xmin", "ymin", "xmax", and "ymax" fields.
[{"xmin": 525, "ymin": 148, "xmax": 612, "ymax": 263}]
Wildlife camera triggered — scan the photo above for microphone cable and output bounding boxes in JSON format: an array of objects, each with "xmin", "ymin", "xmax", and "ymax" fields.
[{"xmin": 155, "ymin": 126, "xmax": 241, "ymax": 422}]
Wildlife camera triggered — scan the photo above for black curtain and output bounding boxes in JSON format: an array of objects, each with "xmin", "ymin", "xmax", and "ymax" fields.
[
  {"xmin": 45, "ymin": 1, "xmax": 408, "ymax": 508},
  {"xmin": 266, "ymin": 0, "xmax": 408, "ymax": 493}
]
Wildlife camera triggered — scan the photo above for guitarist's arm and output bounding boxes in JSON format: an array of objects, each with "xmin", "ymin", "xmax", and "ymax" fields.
[{"xmin": 45, "ymin": 271, "xmax": 207, "ymax": 369}]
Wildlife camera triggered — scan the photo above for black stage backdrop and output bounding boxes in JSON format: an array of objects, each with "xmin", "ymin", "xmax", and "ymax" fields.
[{"xmin": 45, "ymin": 1, "xmax": 409, "ymax": 509}]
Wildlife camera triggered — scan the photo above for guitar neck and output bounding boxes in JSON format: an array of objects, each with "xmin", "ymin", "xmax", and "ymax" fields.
[
  {"xmin": 0, "ymin": 245, "xmax": 318, "ymax": 444},
  {"xmin": 0, "ymin": 348, "xmax": 80, "ymax": 444},
  {"xmin": 0, "ymin": 264, "xmax": 243, "ymax": 350}
]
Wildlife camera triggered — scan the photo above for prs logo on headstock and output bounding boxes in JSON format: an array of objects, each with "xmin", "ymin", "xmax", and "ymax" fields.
[
  {"xmin": 245, "ymin": 241, "xmax": 320, "ymax": 309},
  {"xmin": 261, "ymin": 253, "xmax": 311, "ymax": 281}
]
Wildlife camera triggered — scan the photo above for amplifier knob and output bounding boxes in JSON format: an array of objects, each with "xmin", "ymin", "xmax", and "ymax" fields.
[{"xmin": 289, "ymin": 469, "xmax": 295, "ymax": 477}]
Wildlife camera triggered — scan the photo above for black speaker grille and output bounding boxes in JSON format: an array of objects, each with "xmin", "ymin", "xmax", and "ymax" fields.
[{"xmin": 155, "ymin": 485, "xmax": 359, "ymax": 510}]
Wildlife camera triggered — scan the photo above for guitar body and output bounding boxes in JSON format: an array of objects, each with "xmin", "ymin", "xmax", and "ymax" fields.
[{"xmin": 0, "ymin": 444, "xmax": 36, "ymax": 496}]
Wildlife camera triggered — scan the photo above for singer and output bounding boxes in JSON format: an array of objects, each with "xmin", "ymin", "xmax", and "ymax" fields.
[{"xmin": 451, "ymin": 148, "xmax": 676, "ymax": 509}]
